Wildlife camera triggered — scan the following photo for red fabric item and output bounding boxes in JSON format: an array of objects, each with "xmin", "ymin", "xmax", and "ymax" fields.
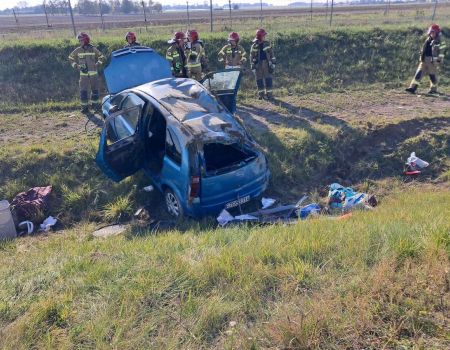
[{"xmin": 11, "ymin": 186, "xmax": 53, "ymax": 223}]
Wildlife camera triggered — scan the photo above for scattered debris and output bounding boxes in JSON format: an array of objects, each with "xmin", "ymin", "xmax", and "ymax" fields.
[
  {"xmin": 93, "ymin": 224, "xmax": 128, "ymax": 238},
  {"xmin": 0, "ymin": 200, "xmax": 17, "ymax": 240},
  {"xmin": 261, "ymin": 197, "xmax": 276, "ymax": 209},
  {"xmin": 39, "ymin": 216, "xmax": 57, "ymax": 232},
  {"xmin": 327, "ymin": 183, "xmax": 376, "ymax": 211},
  {"xmin": 18, "ymin": 221, "xmax": 34, "ymax": 235},
  {"xmin": 11, "ymin": 186, "xmax": 52, "ymax": 224},
  {"xmin": 297, "ymin": 203, "xmax": 321, "ymax": 219},
  {"xmin": 143, "ymin": 185, "xmax": 154, "ymax": 192},
  {"xmin": 404, "ymin": 152, "xmax": 429, "ymax": 175}
]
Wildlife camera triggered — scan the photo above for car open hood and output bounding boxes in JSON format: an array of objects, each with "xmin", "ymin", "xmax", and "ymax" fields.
[{"xmin": 103, "ymin": 47, "xmax": 172, "ymax": 94}]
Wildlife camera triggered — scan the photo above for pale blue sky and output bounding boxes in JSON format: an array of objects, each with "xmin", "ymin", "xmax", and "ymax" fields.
[{"xmin": 0, "ymin": 1, "xmax": 298, "ymax": 11}]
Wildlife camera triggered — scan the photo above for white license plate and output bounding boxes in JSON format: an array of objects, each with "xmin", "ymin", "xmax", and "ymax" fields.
[{"xmin": 225, "ymin": 195, "xmax": 250, "ymax": 209}]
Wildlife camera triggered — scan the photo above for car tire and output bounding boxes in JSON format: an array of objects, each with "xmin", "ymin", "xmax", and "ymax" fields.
[{"xmin": 164, "ymin": 188, "xmax": 184, "ymax": 219}]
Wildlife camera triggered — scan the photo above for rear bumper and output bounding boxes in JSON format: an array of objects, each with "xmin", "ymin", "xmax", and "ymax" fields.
[{"xmin": 186, "ymin": 169, "xmax": 270, "ymax": 218}]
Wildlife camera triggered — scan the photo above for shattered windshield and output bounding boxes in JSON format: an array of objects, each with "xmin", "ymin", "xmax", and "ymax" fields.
[{"xmin": 142, "ymin": 79, "xmax": 225, "ymax": 122}]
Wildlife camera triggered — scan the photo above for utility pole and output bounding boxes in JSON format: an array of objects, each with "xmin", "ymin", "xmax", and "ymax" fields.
[
  {"xmin": 432, "ymin": 0, "xmax": 438, "ymax": 21},
  {"xmin": 67, "ymin": 0, "xmax": 77, "ymax": 37},
  {"xmin": 384, "ymin": 0, "xmax": 391, "ymax": 16},
  {"xmin": 229, "ymin": 0, "xmax": 232, "ymax": 29},
  {"xmin": 325, "ymin": 0, "xmax": 328, "ymax": 20},
  {"xmin": 43, "ymin": 1, "xmax": 51, "ymax": 28},
  {"xmin": 310, "ymin": 0, "xmax": 313, "ymax": 21},
  {"xmin": 12, "ymin": 9, "xmax": 19, "ymax": 27},
  {"xmin": 210, "ymin": 0, "xmax": 213, "ymax": 32},
  {"xmin": 99, "ymin": 0, "xmax": 105, "ymax": 31},
  {"xmin": 329, "ymin": 0, "xmax": 334, "ymax": 26},
  {"xmin": 141, "ymin": 1, "xmax": 148, "ymax": 32},
  {"xmin": 186, "ymin": 1, "xmax": 190, "ymax": 30},
  {"xmin": 260, "ymin": 0, "xmax": 263, "ymax": 26}
]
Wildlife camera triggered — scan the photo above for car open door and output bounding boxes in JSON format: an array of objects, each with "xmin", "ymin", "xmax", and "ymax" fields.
[
  {"xmin": 96, "ymin": 105, "xmax": 145, "ymax": 182},
  {"xmin": 200, "ymin": 69, "xmax": 242, "ymax": 114}
]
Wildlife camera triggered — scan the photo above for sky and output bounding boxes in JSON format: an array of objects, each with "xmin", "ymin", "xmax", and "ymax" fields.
[{"xmin": 0, "ymin": 1, "xmax": 296, "ymax": 11}]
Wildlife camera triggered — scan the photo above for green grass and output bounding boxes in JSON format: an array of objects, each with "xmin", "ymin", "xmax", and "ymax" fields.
[
  {"xmin": 0, "ymin": 188, "xmax": 448, "ymax": 349},
  {"xmin": 1, "ymin": 25, "xmax": 449, "ymax": 104}
]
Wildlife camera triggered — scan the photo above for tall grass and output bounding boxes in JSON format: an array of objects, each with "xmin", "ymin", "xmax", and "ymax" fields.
[{"xmin": 0, "ymin": 188, "xmax": 448, "ymax": 349}]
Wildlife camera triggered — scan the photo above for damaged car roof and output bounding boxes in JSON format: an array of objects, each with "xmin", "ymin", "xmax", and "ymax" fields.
[{"xmin": 136, "ymin": 79, "xmax": 247, "ymax": 141}]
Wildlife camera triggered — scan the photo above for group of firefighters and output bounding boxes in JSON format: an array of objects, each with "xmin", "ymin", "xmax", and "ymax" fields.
[{"xmin": 69, "ymin": 24, "xmax": 445, "ymax": 113}]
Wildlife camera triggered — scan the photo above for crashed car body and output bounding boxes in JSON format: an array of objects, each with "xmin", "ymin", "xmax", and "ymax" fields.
[{"xmin": 96, "ymin": 47, "xmax": 270, "ymax": 218}]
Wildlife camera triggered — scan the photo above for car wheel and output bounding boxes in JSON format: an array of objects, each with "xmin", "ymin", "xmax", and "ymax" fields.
[{"xmin": 164, "ymin": 188, "xmax": 184, "ymax": 219}]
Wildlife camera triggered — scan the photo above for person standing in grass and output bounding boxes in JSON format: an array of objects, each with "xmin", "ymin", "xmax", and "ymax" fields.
[
  {"xmin": 185, "ymin": 29, "xmax": 207, "ymax": 81},
  {"xmin": 250, "ymin": 28, "xmax": 276, "ymax": 100},
  {"xmin": 166, "ymin": 32, "xmax": 188, "ymax": 78},
  {"xmin": 124, "ymin": 32, "xmax": 141, "ymax": 47},
  {"xmin": 69, "ymin": 32, "xmax": 106, "ymax": 113},
  {"xmin": 406, "ymin": 24, "xmax": 446, "ymax": 95},
  {"xmin": 218, "ymin": 32, "xmax": 247, "ymax": 69}
]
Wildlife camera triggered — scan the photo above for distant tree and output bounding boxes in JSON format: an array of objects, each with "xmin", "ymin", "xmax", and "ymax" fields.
[
  {"xmin": 78, "ymin": 0, "xmax": 98, "ymax": 14},
  {"xmin": 109, "ymin": 0, "xmax": 121, "ymax": 13},
  {"xmin": 99, "ymin": 0, "xmax": 112, "ymax": 14},
  {"xmin": 233, "ymin": 4, "xmax": 239, "ymax": 10},
  {"xmin": 16, "ymin": 1, "xmax": 28, "ymax": 9},
  {"xmin": 121, "ymin": 0, "xmax": 134, "ymax": 14},
  {"xmin": 152, "ymin": 2, "xmax": 162, "ymax": 13}
]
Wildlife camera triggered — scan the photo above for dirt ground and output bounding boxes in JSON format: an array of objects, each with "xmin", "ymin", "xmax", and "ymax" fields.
[{"xmin": 1, "ymin": 88, "xmax": 449, "ymax": 148}]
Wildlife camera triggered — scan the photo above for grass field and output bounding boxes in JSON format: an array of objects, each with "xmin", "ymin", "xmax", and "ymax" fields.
[{"xmin": 0, "ymin": 8, "xmax": 449, "ymax": 349}]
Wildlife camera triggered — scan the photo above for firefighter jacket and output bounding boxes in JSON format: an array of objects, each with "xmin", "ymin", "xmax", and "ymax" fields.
[
  {"xmin": 218, "ymin": 44, "xmax": 247, "ymax": 67},
  {"xmin": 68, "ymin": 44, "xmax": 106, "ymax": 76},
  {"xmin": 421, "ymin": 36, "xmax": 447, "ymax": 62},
  {"xmin": 185, "ymin": 40, "xmax": 207, "ymax": 71},
  {"xmin": 250, "ymin": 40, "xmax": 275, "ymax": 70},
  {"xmin": 166, "ymin": 43, "xmax": 187, "ymax": 77}
]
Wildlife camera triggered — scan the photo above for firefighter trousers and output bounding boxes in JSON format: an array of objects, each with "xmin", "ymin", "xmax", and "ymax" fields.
[
  {"xmin": 254, "ymin": 60, "xmax": 273, "ymax": 96},
  {"xmin": 79, "ymin": 74, "xmax": 100, "ymax": 106},
  {"xmin": 409, "ymin": 57, "xmax": 438, "ymax": 91}
]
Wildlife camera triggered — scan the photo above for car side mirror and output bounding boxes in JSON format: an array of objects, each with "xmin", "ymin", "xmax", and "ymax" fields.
[{"xmin": 109, "ymin": 105, "xmax": 119, "ymax": 114}]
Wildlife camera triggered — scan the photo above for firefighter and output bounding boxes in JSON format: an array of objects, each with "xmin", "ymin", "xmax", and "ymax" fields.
[
  {"xmin": 124, "ymin": 31, "xmax": 141, "ymax": 47},
  {"xmin": 250, "ymin": 28, "xmax": 276, "ymax": 100},
  {"xmin": 185, "ymin": 29, "xmax": 207, "ymax": 80},
  {"xmin": 218, "ymin": 32, "xmax": 247, "ymax": 69},
  {"xmin": 166, "ymin": 32, "xmax": 187, "ymax": 78},
  {"xmin": 69, "ymin": 32, "xmax": 106, "ymax": 113},
  {"xmin": 406, "ymin": 24, "xmax": 446, "ymax": 94}
]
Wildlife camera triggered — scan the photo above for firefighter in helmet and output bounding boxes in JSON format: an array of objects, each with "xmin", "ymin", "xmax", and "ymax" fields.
[
  {"xmin": 250, "ymin": 28, "xmax": 276, "ymax": 100},
  {"xmin": 185, "ymin": 29, "xmax": 207, "ymax": 80},
  {"xmin": 166, "ymin": 32, "xmax": 187, "ymax": 78},
  {"xmin": 124, "ymin": 31, "xmax": 141, "ymax": 47},
  {"xmin": 218, "ymin": 32, "xmax": 247, "ymax": 69},
  {"xmin": 406, "ymin": 24, "xmax": 446, "ymax": 94},
  {"xmin": 69, "ymin": 32, "xmax": 106, "ymax": 113}
]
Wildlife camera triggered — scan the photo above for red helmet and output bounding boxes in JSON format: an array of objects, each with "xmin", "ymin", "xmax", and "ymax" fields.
[
  {"xmin": 186, "ymin": 29, "xmax": 199, "ymax": 42},
  {"xmin": 173, "ymin": 31, "xmax": 186, "ymax": 41},
  {"xmin": 228, "ymin": 32, "xmax": 240, "ymax": 43},
  {"xmin": 125, "ymin": 31, "xmax": 136, "ymax": 43},
  {"xmin": 77, "ymin": 32, "xmax": 90, "ymax": 45},
  {"xmin": 255, "ymin": 28, "xmax": 267, "ymax": 41},
  {"xmin": 428, "ymin": 24, "xmax": 441, "ymax": 35}
]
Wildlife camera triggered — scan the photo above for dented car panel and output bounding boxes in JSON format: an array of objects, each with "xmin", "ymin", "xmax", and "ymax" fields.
[{"xmin": 96, "ymin": 49, "xmax": 269, "ymax": 218}]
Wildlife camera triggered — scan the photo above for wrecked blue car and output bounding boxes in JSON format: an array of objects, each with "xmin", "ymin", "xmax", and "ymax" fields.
[{"xmin": 96, "ymin": 47, "xmax": 270, "ymax": 218}]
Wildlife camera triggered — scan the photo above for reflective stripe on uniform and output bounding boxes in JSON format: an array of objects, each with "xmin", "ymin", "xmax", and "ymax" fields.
[
  {"xmin": 187, "ymin": 63, "xmax": 201, "ymax": 68},
  {"xmin": 80, "ymin": 71, "xmax": 98, "ymax": 76},
  {"xmin": 71, "ymin": 62, "xmax": 78, "ymax": 68},
  {"xmin": 78, "ymin": 52, "xmax": 96, "ymax": 57},
  {"xmin": 263, "ymin": 46, "xmax": 272, "ymax": 51},
  {"xmin": 410, "ymin": 79, "xmax": 421, "ymax": 86}
]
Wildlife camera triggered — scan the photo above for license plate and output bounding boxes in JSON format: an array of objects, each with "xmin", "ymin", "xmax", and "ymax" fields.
[{"xmin": 225, "ymin": 195, "xmax": 250, "ymax": 209}]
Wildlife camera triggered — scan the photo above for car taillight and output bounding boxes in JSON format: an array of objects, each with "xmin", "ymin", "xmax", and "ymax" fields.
[{"xmin": 189, "ymin": 175, "xmax": 200, "ymax": 199}]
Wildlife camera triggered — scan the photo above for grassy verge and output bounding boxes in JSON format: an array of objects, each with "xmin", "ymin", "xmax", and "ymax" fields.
[
  {"xmin": 1, "ymin": 26, "xmax": 449, "ymax": 104},
  {"xmin": 0, "ymin": 187, "xmax": 449, "ymax": 349}
]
